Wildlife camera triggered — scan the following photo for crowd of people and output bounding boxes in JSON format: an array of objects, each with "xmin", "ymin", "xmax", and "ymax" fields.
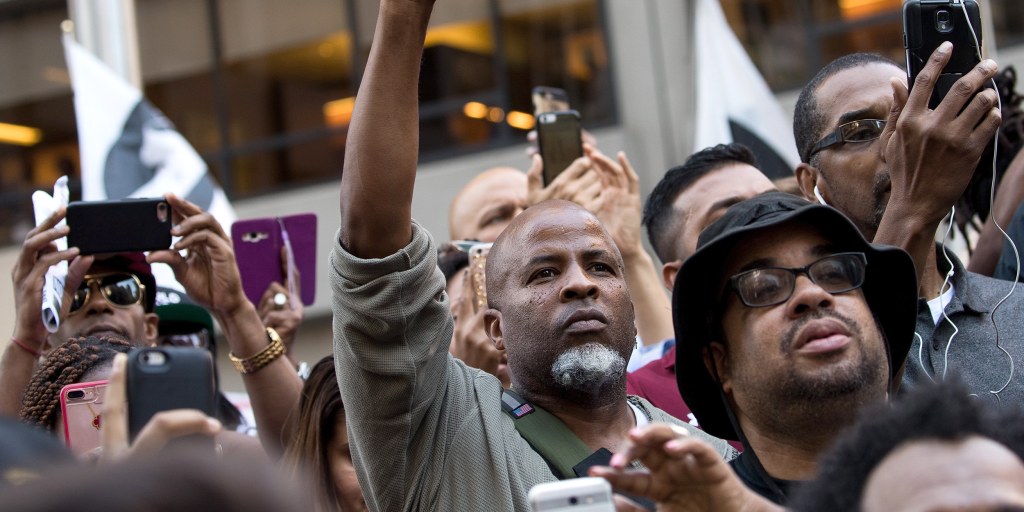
[{"xmin": 3, "ymin": 0, "xmax": 1024, "ymax": 510}]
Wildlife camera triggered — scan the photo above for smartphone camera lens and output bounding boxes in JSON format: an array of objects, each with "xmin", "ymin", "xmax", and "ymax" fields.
[
  {"xmin": 568, "ymin": 497, "xmax": 579, "ymax": 506},
  {"xmin": 936, "ymin": 9, "xmax": 953, "ymax": 33},
  {"xmin": 67, "ymin": 390, "xmax": 85, "ymax": 399}
]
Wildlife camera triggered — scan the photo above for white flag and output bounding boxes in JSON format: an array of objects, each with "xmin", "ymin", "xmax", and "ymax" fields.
[
  {"xmin": 62, "ymin": 32, "xmax": 236, "ymax": 287},
  {"xmin": 692, "ymin": 0, "xmax": 800, "ymax": 179}
]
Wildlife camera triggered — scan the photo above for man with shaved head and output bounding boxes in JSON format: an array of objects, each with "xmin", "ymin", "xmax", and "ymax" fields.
[
  {"xmin": 448, "ymin": 167, "xmax": 528, "ymax": 242},
  {"xmin": 330, "ymin": 1, "xmax": 733, "ymax": 510}
]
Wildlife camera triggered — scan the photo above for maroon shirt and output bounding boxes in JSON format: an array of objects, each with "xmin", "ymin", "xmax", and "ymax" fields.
[{"xmin": 627, "ymin": 344, "xmax": 743, "ymax": 451}]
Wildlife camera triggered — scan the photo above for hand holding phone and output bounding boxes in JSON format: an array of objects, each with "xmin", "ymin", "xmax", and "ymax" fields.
[
  {"xmin": 232, "ymin": 213, "xmax": 317, "ymax": 307},
  {"xmin": 101, "ymin": 351, "xmax": 221, "ymax": 461},
  {"xmin": 126, "ymin": 347, "xmax": 215, "ymax": 443},
  {"xmin": 537, "ymin": 111, "xmax": 584, "ymax": 186}
]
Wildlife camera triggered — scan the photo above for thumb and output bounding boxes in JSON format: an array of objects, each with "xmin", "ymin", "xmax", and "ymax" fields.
[{"xmin": 527, "ymin": 154, "xmax": 544, "ymax": 194}]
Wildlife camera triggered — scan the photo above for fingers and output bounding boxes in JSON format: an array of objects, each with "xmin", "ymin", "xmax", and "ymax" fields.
[
  {"xmin": 907, "ymin": 41, "xmax": 953, "ymax": 112},
  {"xmin": 58, "ymin": 255, "xmax": 93, "ymax": 315},
  {"xmin": 961, "ymin": 87, "xmax": 1002, "ymax": 146},
  {"xmin": 130, "ymin": 409, "xmax": 222, "ymax": 456},
  {"xmin": 586, "ymin": 145, "xmax": 624, "ymax": 190},
  {"xmin": 550, "ymin": 156, "xmax": 594, "ymax": 191},
  {"xmin": 457, "ymin": 269, "xmax": 478, "ymax": 321},
  {"xmin": 879, "ymin": 77, "xmax": 909, "ymax": 160},
  {"xmin": 619, "ymin": 152, "xmax": 640, "ymax": 195},
  {"xmin": 101, "ymin": 353, "xmax": 130, "ymax": 461},
  {"xmin": 526, "ymin": 154, "xmax": 544, "ymax": 198},
  {"xmin": 610, "ymin": 423, "xmax": 687, "ymax": 469},
  {"xmin": 258, "ymin": 282, "xmax": 287, "ymax": 318},
  {"xmin": 171, "ymin": 210, "xmax": 229, "ymax": 241},
  {"xmin": 18, "ymin": 222, "xmax": 70, "ymax": 275},
  {"xmin": 936, "ymin": 58, "xmax": 998, "ymax": 119},
  {"xmin": 589, "ymin": 467, "xmax": 655, "ymax": 501}
]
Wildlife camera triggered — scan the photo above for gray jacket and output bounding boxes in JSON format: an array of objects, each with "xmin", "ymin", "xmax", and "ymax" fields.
[
  {"xmin": 330, "ymin": 221, "xmax": 735, "ymax": 511},
  {"xmin": 905, "ymin": 250, "xmax": 1024, "ymax": 407}
]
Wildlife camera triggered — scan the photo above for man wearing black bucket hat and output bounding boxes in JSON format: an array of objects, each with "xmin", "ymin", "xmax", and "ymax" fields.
[{"xmin": 593, "ymin": 191, "xmax": 918, "ymax": 507}]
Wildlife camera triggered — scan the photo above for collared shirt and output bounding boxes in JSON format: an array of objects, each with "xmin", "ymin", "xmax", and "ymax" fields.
[
  {"xmin": 904, "ymin": 250, "xmax": 1024, "ymax": 407},
  {"xmin": 626, "ymin": 344, "xmax": 695, "ymax": 425}
]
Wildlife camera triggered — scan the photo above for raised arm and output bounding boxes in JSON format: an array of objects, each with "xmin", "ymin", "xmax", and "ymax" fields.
[
  {"xmin": 1, "ymin": 208, "xmax": 85, "ymax": 416},
  {"xmin": 149, "ymin": 194, "xmax": 302, "ymax": 455},
  {"xmin": 339, "ymin": 0, "xmax": 435, "ymax": 259}
]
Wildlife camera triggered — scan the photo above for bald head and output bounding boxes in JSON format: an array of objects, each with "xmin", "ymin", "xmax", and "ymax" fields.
[
  {"xmin": 486, "ymin": 200, "xmax": 623, "ymax": 310},
  {"xmin": 448, "ymin": 167, "xmax": 528, "ymax": 242}
]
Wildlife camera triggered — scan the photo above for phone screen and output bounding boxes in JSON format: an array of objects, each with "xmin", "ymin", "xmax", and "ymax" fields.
[
  {"xmin": 532, "ymin": 86, "xmax": 570, "ymax": 116},
  {"xmin": 537, "ymin": 111, "xmax": 583, "ymax": 186},
  {"xmin": 903, "ymin": 0, "xmax": 983, "ymax": 109}
]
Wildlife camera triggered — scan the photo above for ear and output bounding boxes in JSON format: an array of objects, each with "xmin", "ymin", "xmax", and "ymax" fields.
[
  {"xmin": 795, "ymin": 163, "xmax": 822, "ymax": 203},
  {"xmin": 661, "ymin": 260, "xmax": 682, "ymax": 291},
  {"xmin": 483, "ymin": 308, "xmax": 505, "ymax": 351},
  {"xmin": 705, "ymin": 342, "xmax": 732, "ymax": 395},
  {"xmin": 143, "ymin": 312, "xmax": 160, "ymax": 347}
]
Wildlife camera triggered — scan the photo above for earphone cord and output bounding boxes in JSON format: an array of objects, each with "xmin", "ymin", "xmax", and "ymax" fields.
[{"xmin": 959, "ymin": 0, "xmax": 1017, "ymax": 402}]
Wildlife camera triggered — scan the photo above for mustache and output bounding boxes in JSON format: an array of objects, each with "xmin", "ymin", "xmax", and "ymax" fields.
[{"xmin": 780, "ymin": 309, "xmax": 863, "ymax": 354}]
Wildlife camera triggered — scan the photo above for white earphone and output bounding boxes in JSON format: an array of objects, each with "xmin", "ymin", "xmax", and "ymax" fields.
[{"xmin": 814, "ymin": 185, "xmax": 828, "ymax": 206}]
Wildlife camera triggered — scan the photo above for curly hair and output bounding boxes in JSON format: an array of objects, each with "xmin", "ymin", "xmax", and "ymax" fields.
[
  {"xmin": 19, "ymin": 336, "xmax": 132, "ymax": 431},
  {"xmin": 789, "ymin": 375, "xmax": 1024, "ymax": 511}
]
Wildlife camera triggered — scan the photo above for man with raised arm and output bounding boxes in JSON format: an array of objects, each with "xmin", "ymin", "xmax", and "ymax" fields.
[{"xmin": 330, "ymin": 1, "xmax": 733, "ymax": 510}]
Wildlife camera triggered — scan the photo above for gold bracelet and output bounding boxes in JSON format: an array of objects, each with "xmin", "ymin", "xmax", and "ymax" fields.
[{"xmin": 229, "ymin": 327, "xmax": 285, "ymax": 374}]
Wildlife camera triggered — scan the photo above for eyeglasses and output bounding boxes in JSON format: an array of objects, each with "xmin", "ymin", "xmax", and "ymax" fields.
[
  {"xmin": 810, "ymin": 119, "xmax": 886, "ymax": 156},
  {"xmin": 724, "ymin": 252, "xmax": 867, "ymax": 308},
  {"xmin": 69, "ymin": 273, "xmax": 146, "ymax": 314}
]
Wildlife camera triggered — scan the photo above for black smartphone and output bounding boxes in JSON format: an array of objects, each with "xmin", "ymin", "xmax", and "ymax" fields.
[
  {"xmin": 126, "ymin": 346, "xmax": 215, "ymax": 443},
  {"xmin": 903, "ymin": 0, "xmax": 983, "ymax": 109},
  {"xmin": 67, "ymin": 198, "xmax": 172, "ymax": 255},
  {"xmin": 537, "ymin": 110, "xmax": 583, "ymax": 186},
  {"xmin": 532, "ymin": 86, "xmax": 570, "ymax": 116}
]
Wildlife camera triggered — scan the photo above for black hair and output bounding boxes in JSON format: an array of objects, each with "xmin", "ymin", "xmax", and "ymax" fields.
[
  {"xmin": 793, "ymin": 53, "xmax": 901, "ymax": 165},
  {"xmin": 642, "ymin": 143, "xmax": 759, "ymax": 263},
  {"xmin": 789, "ymin": 376, "xmax": 1024, "ymax": 511}
]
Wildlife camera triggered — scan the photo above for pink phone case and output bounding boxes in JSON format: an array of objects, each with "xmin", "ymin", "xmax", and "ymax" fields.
[
  {"xmin": 60, "ymin": 380, "xmax": 108, "ymax": 457},
  {"xmin": 231, "ymin": 213, "xmax": 317, "ymax": 306}
]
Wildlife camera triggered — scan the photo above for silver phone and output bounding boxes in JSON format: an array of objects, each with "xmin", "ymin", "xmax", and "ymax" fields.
[{"xmin": 528, "ymin": 478, "xmax": 615, "ymax": 512}]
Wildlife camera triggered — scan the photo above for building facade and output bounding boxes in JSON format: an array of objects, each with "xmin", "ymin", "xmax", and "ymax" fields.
[{"xmin": 1, "ymin": 0, "xmax": 1021, "ymax": 389}]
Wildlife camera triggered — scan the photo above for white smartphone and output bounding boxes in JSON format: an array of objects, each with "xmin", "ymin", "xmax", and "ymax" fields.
[{"xmin": 528, "ymin": 478, "xmax": 615, "ymax": 512}]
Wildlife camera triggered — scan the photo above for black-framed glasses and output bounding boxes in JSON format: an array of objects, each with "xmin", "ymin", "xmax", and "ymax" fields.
[
  {"xmin": 69, "ymin": 273, "xmax": 146, "ymax": 314},
  {"xmin": 810, "ymin": 119, "xmax": 886, "ymax": 156},
  {"xmin": 725, "ymin": 252, "xmax": 868, "ymax": 308}
]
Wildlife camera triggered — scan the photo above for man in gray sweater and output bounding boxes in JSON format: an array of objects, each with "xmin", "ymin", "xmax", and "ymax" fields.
[{"xmin": 329, "ymin": 1, "xmax": 734, "ymax": 510}]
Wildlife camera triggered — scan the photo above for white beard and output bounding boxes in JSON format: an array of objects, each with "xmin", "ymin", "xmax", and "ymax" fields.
[{"xmin": 550, "ymin": 343, "xmax": 626, "ymax": 391}]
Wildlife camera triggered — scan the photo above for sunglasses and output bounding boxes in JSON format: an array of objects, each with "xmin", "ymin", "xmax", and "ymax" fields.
[
  {"xmin": 810, "ymin": 119, "xmax": 886, "ymax": 157},
  {"xmin": 69, "ymin": 273, "xmax": 146, "ymax": 314},
  {"xmin": 724, "ymin": 252, "xmax": 868, "ymax": 308}
]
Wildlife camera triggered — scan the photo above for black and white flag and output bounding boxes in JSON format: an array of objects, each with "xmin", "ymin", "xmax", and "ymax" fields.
[
  {"xmin": 62, "ymin": 32, "xmax": 235, "ymax": 227},
  {"xmin": 692, "ymin": 0, "xmax": 799, "ymax": 180}
]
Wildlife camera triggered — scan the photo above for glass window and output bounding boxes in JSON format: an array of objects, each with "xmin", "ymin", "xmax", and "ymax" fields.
[
  {"xmin": 723, "ymin": 0, "xmax": 1023, "ymax": 92},
  {"xmin": 0, "ymin": 0, "xmax": 616, "ymax": 242}
]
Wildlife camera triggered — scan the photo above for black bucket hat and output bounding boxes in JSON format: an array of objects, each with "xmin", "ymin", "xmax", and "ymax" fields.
[{"xmin": 672, "ymin": 191, "xmax": 918, "ymax": 440}]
